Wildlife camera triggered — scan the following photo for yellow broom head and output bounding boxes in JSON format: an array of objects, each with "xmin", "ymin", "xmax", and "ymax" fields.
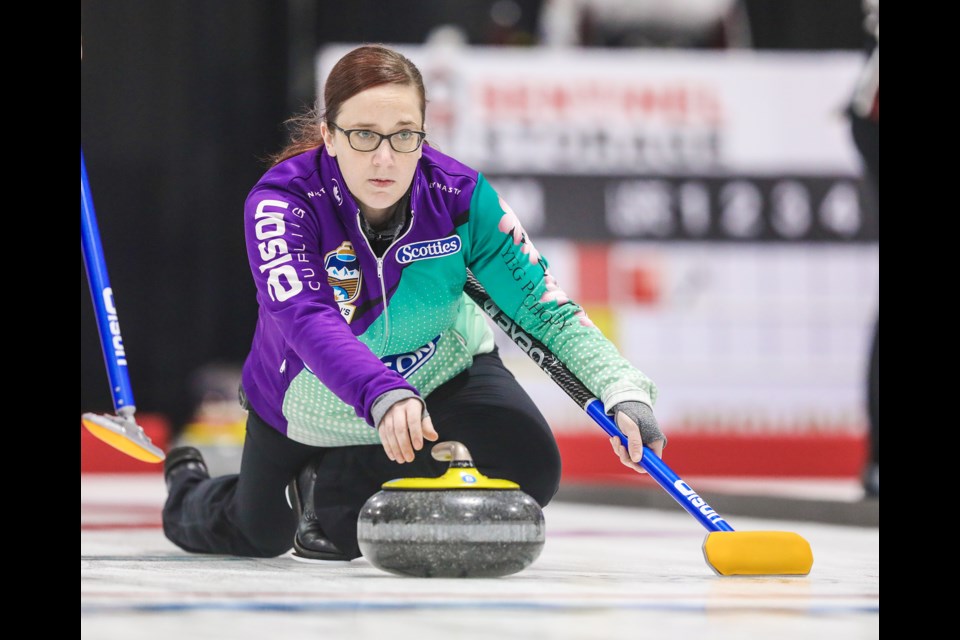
[{"xmin": 703, "ymin": 531, "xmax": 814, "ymax": 576}]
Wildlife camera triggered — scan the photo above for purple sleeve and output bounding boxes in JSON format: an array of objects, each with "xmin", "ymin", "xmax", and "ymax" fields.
[{"xmin": 244, "ymin": 187, "xmax": 417, "ymax": 426}]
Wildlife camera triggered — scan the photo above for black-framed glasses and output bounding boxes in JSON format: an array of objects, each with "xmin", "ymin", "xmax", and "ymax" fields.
[{"xmin": 329, "ymin": 123, "xmax": 426, "ymax": 153}]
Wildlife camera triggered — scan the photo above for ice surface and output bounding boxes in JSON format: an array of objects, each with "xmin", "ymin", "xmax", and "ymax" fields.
[{"xmin": 82, "ymin": 474, "xmax": 878, "ymax": 640}]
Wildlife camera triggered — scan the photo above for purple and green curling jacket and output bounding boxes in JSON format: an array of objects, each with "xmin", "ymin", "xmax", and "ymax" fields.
[{"xmin": 241, "ymin": 144, "xmax": 657, "ymax": 446}]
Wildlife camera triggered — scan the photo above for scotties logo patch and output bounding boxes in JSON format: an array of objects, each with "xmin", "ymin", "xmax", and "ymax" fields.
[
  {"xmin": 396, "ymin": 235, "xmax": 462, "ymax": 264},
  {"xmin": 324, "ymin": 241, "xmax": 361, "ymax": 323}
]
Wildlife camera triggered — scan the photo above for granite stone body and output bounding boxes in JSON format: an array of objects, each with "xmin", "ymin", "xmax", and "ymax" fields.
[{"xmin": 357, "ymin": 489, "xmax": 545, "ymax": 578}]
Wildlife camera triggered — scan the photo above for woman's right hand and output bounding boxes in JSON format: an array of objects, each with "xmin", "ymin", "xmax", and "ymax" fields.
[
  {"xmin": 378, "ymin": 398, "xmax": 438, "ymax": 463},
  {"xmin": 607, "ymin": 402, "xmax": 665, "ymax": 474}
]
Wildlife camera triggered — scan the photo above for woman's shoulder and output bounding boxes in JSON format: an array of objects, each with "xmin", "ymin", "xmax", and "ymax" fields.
[
  {"xmin": 418, "ymin": 145, "xmax": 483, "ymax": 207},
  {"xmin": 415, "ymin": 146, "xmax": 480, "ymax": 216},
  {"xmin": 420, "ymin": 144, "xmax": 479, "ymax": 182},
  {"xmin": 249, "ymin": 147, "xmax": 324, "ymax": 200}
]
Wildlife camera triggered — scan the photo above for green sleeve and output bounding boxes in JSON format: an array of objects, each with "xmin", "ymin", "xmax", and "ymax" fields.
[{"xmin": 460, "ymin": 174, "xmax": 658, "ymax": 410}]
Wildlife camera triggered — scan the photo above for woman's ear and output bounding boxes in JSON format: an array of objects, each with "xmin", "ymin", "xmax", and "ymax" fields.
[{"xmin": 319, "ymin": 121, "xmax": 336, "ymax": 156}]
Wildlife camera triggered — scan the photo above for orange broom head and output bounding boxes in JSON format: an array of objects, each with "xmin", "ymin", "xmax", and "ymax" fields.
[
  {"xmin": 703, "ymin": 531, "xmax": 814, "ymax": 576},
  {"xmin": 82, "ymin": 414, "xmax": 165, "ymax": 463}
]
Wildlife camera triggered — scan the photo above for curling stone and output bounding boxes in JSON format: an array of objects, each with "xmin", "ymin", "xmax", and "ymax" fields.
[{"xmin": 357, "ymin": 441, "xmax": 545, "ymax": 578}]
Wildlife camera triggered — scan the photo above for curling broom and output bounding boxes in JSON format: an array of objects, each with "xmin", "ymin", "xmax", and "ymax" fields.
[
  {"xmin": 81, "ymin": 148, "xmax": 165, "ymax": 463},
  {"xmin": 464, "ymin": 270, "xmax": 812, "ymax": 576}
]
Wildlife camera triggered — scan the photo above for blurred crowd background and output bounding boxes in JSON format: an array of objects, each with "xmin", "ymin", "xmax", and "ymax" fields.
[{"xmin": 81, "ymin": 1, "xmax": 878, "ymax": 488}]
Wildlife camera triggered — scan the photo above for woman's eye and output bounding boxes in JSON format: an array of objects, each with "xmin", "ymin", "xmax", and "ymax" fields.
[
  {"xmin": 395, "ymin": 131, "xmax": 414, "ymax": 141},
  {"xmin": 355, "ymin": 130, "xmax": 375, "ymax": 140}
]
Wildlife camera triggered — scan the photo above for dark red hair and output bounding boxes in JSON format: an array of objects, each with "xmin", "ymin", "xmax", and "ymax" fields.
[{"xmin": 269, "ymin": 44, "xmax": 426, "ymax": 166}]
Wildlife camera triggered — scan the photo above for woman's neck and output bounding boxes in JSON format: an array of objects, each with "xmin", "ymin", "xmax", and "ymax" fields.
[
  {"xmin": 360, "ymin": 189, "xmax": 410, "ymax": 231},
  {"xmin": 360, "ymin": 191, "xmax": 409, "ymax": 244},
  {"xmin": 360, "ymin": 204, "xmax": 395, "ymax": 229}
]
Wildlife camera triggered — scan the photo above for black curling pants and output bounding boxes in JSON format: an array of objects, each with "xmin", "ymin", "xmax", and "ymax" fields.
[{"xmin": 162, "ymin": 349, "xmax": 562, "ymax": 558}]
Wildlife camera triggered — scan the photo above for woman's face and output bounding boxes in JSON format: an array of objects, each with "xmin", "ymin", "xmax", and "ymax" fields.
[{"xmin": 322, "ymin": 83, "xmax": 423, "ymax": 225}]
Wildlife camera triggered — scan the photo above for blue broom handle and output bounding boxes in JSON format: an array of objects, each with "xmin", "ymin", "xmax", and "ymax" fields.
[
  {"xmin": 585, "ymin": 400, "xmax": 734, "ymax": 532},
  {"xmin": 81, "ymin": 148, "xmax": 136, "ymax": 414}
]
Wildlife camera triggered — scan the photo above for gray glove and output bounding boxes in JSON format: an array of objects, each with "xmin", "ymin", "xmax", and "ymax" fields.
[
  {"xmin": 371, "ymin": 389, "xmax": 429, "ymax": 429},
  {"xmin": 611, "ymin": 401, "xmax": 666, "ymax": 447}
]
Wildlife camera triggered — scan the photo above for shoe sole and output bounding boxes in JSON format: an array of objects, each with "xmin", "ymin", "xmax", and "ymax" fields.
[
  {"xmin": 288, "ymin": 470, "xmax": 351, "ymax": 561},
  {"xmin": 289, "ymin": 550, "xmax": 352, "ymax": 564}
]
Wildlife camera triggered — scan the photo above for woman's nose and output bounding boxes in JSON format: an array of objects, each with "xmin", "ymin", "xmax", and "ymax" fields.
[{"xmin": 372, "ymin": 140, "xmax": 395, "ymax": 165}]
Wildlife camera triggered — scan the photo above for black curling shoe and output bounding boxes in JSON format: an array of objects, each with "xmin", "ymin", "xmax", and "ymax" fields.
[
  {"xmin": 163, "ymin": 446, "xmax": 209, "ymax": 491},
  {"xmin": 287, "ymin": 460, "xmax": 350, "ymax": 561}
]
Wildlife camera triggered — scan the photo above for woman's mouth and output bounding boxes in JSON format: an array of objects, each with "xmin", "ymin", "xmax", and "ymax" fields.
[{"xmin": 369, "ymin": 179, "xmax": 395, "ymax": 188}]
